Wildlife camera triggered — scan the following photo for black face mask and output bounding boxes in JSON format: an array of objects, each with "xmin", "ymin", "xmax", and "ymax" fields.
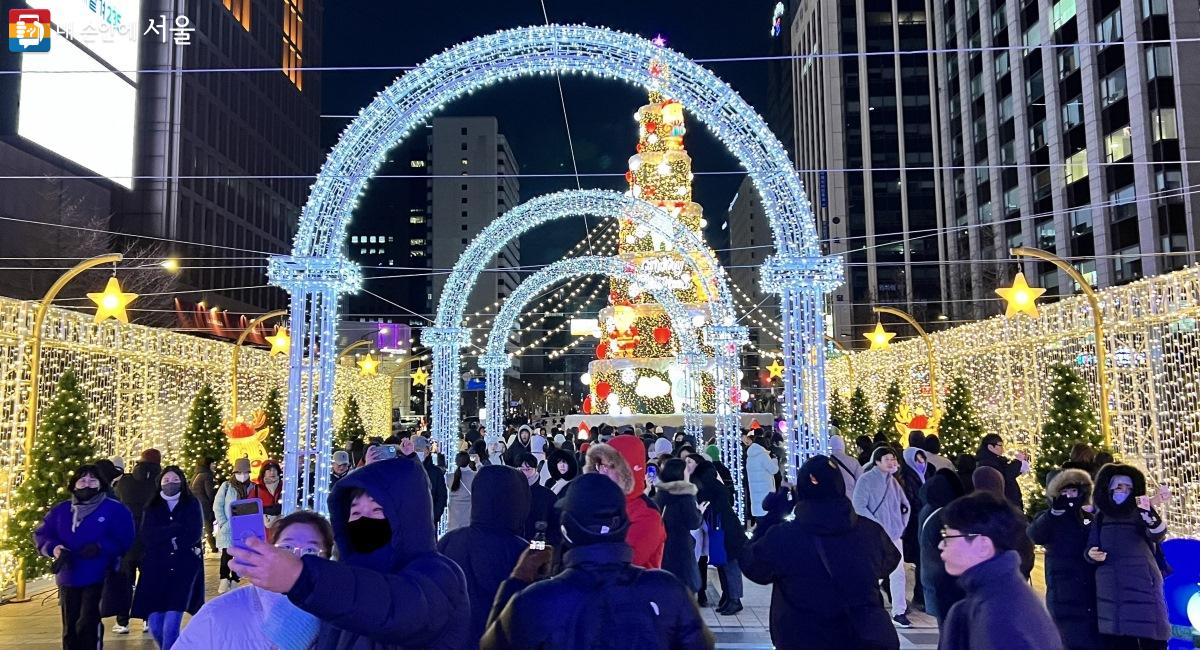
[
  {"xmin": 345, "ymin": 517, "xmax": 391, "ymax": 554},
  {"xmin": 72, "ymin": 487, "xmax": 100, "ymax": 502},
  {"xmin": 161, "ymin": 483, "xmax": 182, "ymax": 497}
]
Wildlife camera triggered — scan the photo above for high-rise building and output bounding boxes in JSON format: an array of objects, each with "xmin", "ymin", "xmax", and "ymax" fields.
[
  {"xmin": 428, "ymin": 117, "xmax": 521, "ymax": 325},
  {"xmin": 931, "ymin": 0, "xmax": 1200, "ymax": 320},
  {"xmin": 788, "ymin": 0, "xmax": 946, "ymax": 346},
  {"xmin": 345, "ymin": 135, "xmax": 431, "ymax": 325},
  {"xmin": 120, "ymin": 0, "xmax": 324, "ymax": 314},
  {"xmin": 728, "ymin": 177, "xmax": 780, "ymax": 362}
]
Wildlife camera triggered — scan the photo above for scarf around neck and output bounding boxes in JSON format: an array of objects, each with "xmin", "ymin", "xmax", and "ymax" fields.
[
  {"xmin": 254, "ymin": 587, "xmax": 320, "ymax": 650},
  {"xmin": 71, "ymin": 492, "xmax": 106, "ymax": 531},
  {"xmin": 161, "ymin": 490, "xmax": 181, "ymax": 511}
]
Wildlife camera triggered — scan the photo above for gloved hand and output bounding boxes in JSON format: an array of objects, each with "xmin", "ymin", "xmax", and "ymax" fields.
[
  {"xmin": 510, "ymin": 547, "xmax": 554, "ymax": 583},
  {"xmin": 1051, "ymin": 494, "xmax": 1078, "ymax": 512},
  {"xmin": 77, "ymin": 543, "xmax": 101, "ymax": 559}
]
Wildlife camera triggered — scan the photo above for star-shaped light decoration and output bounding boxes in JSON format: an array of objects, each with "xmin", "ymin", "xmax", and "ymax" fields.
[
  {"xmin": 864, "ymin": 322, "xmax": 895, "ymax": 350},
  {"xmin": 87, "ymin": 276, "xmax": 138, "ymax": 324},
  {"xmin": 356, "ymin": 353, "xmax": 379, "ymax": 376},
  {"xmin": 651, "ymin": 34, "xmax": 667, "ymax": 47},
  {"xmin": 265, "ymin": 326, "xmax": 290, "ymax": 356},
  {"xmin": 411, "ymin": 367, "xmax": 429, "ymax": 387},
  {"xmin": 995, "ymin": 271, "xmax": 1047, "ymax": 318},
  {"xmin": 766, "ymin": 358, "xmax": 785, "ymax": 379}
]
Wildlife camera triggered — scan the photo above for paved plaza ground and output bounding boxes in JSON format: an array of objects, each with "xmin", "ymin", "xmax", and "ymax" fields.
[{"xmin": 0, "ymin": 556, "xmax": 954, "ymax": 649}]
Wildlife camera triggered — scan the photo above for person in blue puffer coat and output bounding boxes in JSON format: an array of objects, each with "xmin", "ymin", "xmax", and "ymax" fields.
[
  {"xmin": 228, "ymin": 456, "xmax": 470, "ymax": 649},
  {"xmin": 35, "ymin": 464, "xmax": 136, "ymax": 650}
]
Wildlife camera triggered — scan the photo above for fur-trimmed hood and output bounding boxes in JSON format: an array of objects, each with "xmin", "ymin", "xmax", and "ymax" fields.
[
  {"xmin": 655, "ymin": 480, "xmax": 698, "ymax": 496},
  {"xmin": 1046, "ymin": 468, "xmax": 1093, "ymax": 502},
  {"xmin": 1093, "ymin": 462, "xmax": 1146, "ymax": 517}
]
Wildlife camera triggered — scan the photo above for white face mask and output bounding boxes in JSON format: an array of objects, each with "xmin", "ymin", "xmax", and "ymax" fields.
[{"xmin": 234, "ymin": 473, "xmax": 249, "ymax": 482}]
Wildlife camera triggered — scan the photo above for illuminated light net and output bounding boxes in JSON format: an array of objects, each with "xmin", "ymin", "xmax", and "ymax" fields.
[
  {"xmin": 827, "ymin": 266, "xmax": 1200, "ymax": 537},
  {"xmin": 274, "ymin": 25, "xmax": 842, "ymax": 513}
]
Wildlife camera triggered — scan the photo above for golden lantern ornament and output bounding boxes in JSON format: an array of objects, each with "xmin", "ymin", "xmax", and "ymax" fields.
[
  {"xmin": 995, "ymin": 271, "xmax": 1047, "ymax": 318},
  {"xmin": 864, "ymin": 322, "xmax": 895, "ymax": 350},
  {"xmin": 356, "ymin": 353, "xmax": 379, "ymax": 376},
  {"xmin": 766, "ymin": 358, "xmax": 785, "ymax": 379},
  {"xmin": 411, "ymin": 367, "xmax": 429, "ymax": 387},
  {"xmin": 265, "ymin": 326, "xmax": 291, "ymax": 356},
  {"xmin": 87, "ymin": 276, "xmax": 138, "ymax": 324}
]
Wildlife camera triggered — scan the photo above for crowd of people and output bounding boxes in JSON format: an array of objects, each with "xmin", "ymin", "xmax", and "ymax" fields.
[{"xmin": 32, "ymin": 416, "xmax": 1175, "ymax": 650}]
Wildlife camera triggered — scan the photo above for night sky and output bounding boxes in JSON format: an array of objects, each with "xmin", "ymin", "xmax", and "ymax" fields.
[{"xmin": 321, "ymin": 1, "xmax": 779, "ymax": 265}]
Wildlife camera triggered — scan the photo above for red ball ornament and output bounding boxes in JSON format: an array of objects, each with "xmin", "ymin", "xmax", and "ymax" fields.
[
  {"xmin": 636, "ymin": 143, "xmax": 644, "ymax": 153},
  {"xmin": 596, "ymin": 381, "xmax": 612, "ymax": 400},
  {"xmin": 653, "ymin": 327, "xmax": 671, "ymax": 345},
  {"xmin": 624, "ymin": 171, "xmax": 634, "ymax": 183},
  {"xmin": 582, "ymin": 396, "xmax": 593, "ymax": 415},
  {"xmin": 596, "ymin": 342, "xmax": 609, "ymax": 359},
  {"xmin": 646, "ymin": 121, "xmax": 658, "ymax": 133}
]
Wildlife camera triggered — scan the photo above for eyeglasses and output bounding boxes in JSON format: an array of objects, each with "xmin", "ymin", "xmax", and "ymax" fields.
[
  {"xmin": 939, "ymin": 528, "xmax": 980, "ymax": 543},
  {"xmin": 275, "ymin": 543, "xmax": 326, "ymax": 557}
]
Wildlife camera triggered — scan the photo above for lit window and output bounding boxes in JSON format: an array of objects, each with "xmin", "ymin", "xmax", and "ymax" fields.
[
  {"xmin": 410, "ymin": 238, "xmax": 426, "ymax": 246},
  {"xmin": 410, "ymin": 160, "xmax": 426, "ymax": 168},
  {"xmin": 1104, "ymin": 127, "xmax": 1132, "ymax": 162},
  {"xmin": 224, "ymin": 0, "xmax": 251, "ymax": 30},
  {"xmin": 1051, "ymin": 0, "xmax": 1076, "ymax": 30},
  {"xmin": 1146, "ymin": 45, "xmax": 1173, "ymax": 80},
  {"xmin": 411, "ymin": 250, "xmax": 427, "ymax": 258},
  {"xmin": 1065, "ymin": 149, "xmax": 1089, "ymax": 183},
  {"xmin": 1151, "ymin": 108, "xmax": 1178, "ymax": 141},
  {"xmin": 409, "ymin": 216, "xmax": 426, "ymax": 224},
  {"xmin": 461, "ymin": 159, "xmax": 469, "ymax": 165},
  {"xmin": 281, "ymin": 0, "xmax": 303, "ymax": 89},
  {"xmin": 350, "ymin": 236, "xmax": 358, "ymax": 243}
]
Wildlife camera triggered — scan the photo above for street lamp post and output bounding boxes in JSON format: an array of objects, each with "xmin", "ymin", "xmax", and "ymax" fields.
[
  {"xmin": 19, "ymin": 253, "xmax": 124, "ymax": 600},
  {"xmin": 230, "ymin": 309, "xmax": 289, "ymax": 422},
  {"xmin": 1008, "ymin": 246, "xmax": 1113, "ymax": 448},
  {"xmin": 873, "ymin": 306, "xmax": 939, "ymax": 413}
]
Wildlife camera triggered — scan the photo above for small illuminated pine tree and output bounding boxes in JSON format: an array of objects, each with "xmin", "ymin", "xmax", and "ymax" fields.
[
  {"xmin": 336, "ymin": 396, "xmax": 367, "ymax": 449},
  {"xmin": 1029, "ymin": 363, "xmax": 1102, "ymax": 514},
  {"xmin": 181, "ymin": 384, "xmax": 226, "ymax": 480},
  {"xmin": 846, "ymin": 386, "xmax": 877, "ymax": 440},
  {"xmin": 880, "ymin": 380, "xmax": 904, "ymax": 444},
  {"xmin": 263, "ymin": 388, "xmax": 285, "ymax": 462},
  {"xmin": 828, "ymin": 391, "xmax": 850, "ymax": 428},
  {"xmin": 4, "ymin": 371, "xmax": 97, "ymax": 575},
  {"xmin": 938, "ymin": 376, "xmax": 985, "ymax": 459}
]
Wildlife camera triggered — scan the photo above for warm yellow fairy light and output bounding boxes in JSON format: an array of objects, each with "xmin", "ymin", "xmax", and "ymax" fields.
[
  {"xmin": 995, "ymin": 272, "xmax": 1047, "ymax": 318},
  {"xmin": 865, "ymin": 322, "xmax": 895, "ymax": 350},
  {"xmin": 265, "ymin": 327, "xmax": 291, "ymax": 356},
  {"xmin": 87, "ymin": 276, "xmax": 138, "ymax": 324},
  {"xmin": 160, "ymin": 258, "xmax": 181, "ymax": 273}
]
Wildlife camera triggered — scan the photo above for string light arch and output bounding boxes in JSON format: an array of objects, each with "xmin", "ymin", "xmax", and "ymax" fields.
[{"xmin": 271, "ymin": 25, "xmax": 841, "ymax": 515}]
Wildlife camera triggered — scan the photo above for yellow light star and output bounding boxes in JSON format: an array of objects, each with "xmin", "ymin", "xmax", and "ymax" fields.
[
  {"xmin": 995, "ymin": 271, "xmax": 1047, "ymax": 318},
  {"xmin": 357, "ymin": 353, "xmax": 379, "ymax": 376},
  {"xmin": 87, "ymin": 276, "xmax": 138, "ymax": 324},
  {"xmin": 766, "ymin": 359, "xmax": 784, "ymax": 379},
  {"xmin": 411, "ymin": 367, "xmax": 429, "ymax": 386},
  {"xmin": 265, "ymin": 326, "xmax": 290, "ymax": 356},
  {"xmin": 864, "ymin": 322, "xmax": 895, "ymax": 350}
]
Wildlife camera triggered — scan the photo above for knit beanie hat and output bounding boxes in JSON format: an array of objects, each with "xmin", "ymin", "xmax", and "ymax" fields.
[
  {"xmin": 556, "ymin": 473, "xmax": 629, "ymax": 546},
  {"xmin": 797, "ymin": 455, "xmax": 845, "ymax": 500},
  {"xmin": 704, "ymin": 444, "xmax": 721, "ymax": 462},
  {"xmin": 651, "ymin": 438, "xmax": 673, "ymax": 459},
  {"xmin": 972, "ymin": 466, "xmax": 1005, "ymax": 497},
  {"xmin": 140, "ymin": 448, "xmax": 162, "ymax": 465},
  {"xmin": 109, "ymin": 456, "xmax": 126, "ymax": 472}
]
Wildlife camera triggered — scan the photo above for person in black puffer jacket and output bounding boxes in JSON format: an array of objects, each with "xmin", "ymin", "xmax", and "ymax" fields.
[
  {"xmin": 742, "ymin": 455, "xmax": 900, "ymax": 650},
  {"xmin": 481, "ymin": 473, "xmax": 711, "ymax": 649},
  {"xmin": 437, "ymin": 465, "xmax": 531, "ymax": 650},
  {"xmin": 688, "ymin": 453, "xmax": 745, "ymax": 613},
  {"xmin": 916, "ymin": 468, "xmax": 966, "ymax": 626},
  {"xmin": 1087, "ymin": 463, "xmax": 1170, "ymax": 646},
  {"xmin": 111, "ymin": 450, "xmax": 161, "ymax": 631},
  {"xmin": 653, "ymin": 458, "xmax": 703, "ymax": 594},
  {"xmin": 228, "ymin": 458, "xmax": 469, "ymax": 650},
  {"xmin": 1027, "ymin": 468, "xmax": 1099, "ymax": 650},
  {"xmin": 974, "ymin": 434, "xmax": 1029, "ymax": 511}
]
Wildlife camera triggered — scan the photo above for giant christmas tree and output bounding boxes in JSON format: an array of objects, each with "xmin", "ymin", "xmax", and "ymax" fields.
[
  {"xmin": 584, "ymin": 51, "xmax": 721, "ymax": 416},
  {"xmin": 4, "ymin": 371, "xmax": 97, "ymax": 575},
  {"xmin": 1034, "ymin": 363, "xmax": 1102, "ymax": 488}
]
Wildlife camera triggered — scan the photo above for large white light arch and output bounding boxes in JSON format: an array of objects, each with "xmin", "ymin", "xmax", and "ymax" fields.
[{"xmin": 270, "ymin": 25, "xmax": 842, "ymax": 514}]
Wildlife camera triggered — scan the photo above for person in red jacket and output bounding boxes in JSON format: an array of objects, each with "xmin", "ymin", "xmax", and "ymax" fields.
[
  {"xmin": 585, "ymin": 436, "xmax": 666, "ymax": 569},
  {"xmin": 249, "ymin": 460, "xmax": 283, "ymax": 536}
]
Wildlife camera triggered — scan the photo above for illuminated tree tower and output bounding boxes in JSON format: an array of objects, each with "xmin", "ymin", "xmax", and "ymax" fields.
[{"xmin": 584, "ymin": 53, "xmax": 721, "ymax": 417}]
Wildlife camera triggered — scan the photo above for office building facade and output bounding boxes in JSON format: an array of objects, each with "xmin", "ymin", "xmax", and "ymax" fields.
[
  {"xmin": 788, "ymin": 0, "xmax": 947, "ymax": 347},
  {"xmin": 931, "ymin": 0, "xmax": 1200, "ymax": 320}
]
